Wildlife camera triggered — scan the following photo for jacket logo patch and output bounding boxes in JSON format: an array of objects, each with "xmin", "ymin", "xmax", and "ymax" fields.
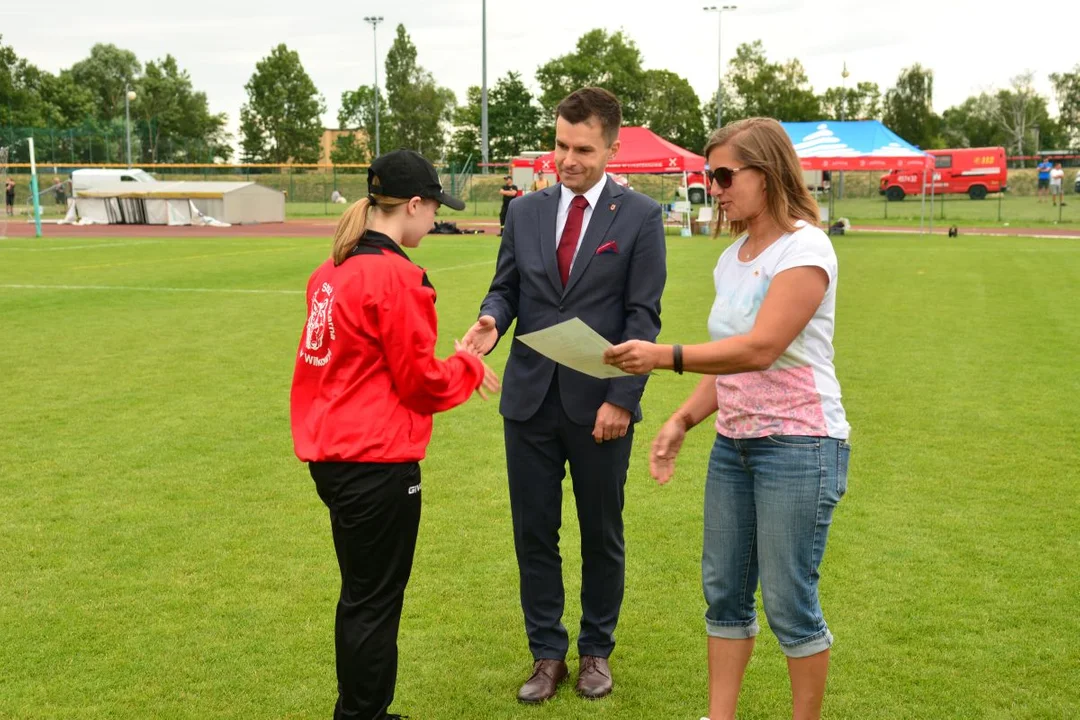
[{"xmin": 301, "ymin": 282, "xmax": 335, "ymax": 367}]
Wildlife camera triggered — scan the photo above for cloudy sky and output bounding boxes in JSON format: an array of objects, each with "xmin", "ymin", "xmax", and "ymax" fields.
[{"xmin": 4, "ymin": 0, "xmax": 1077, "ymax": 145}]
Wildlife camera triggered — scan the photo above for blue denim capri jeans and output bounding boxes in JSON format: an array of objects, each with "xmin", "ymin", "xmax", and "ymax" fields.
[{"xmin": 702, "ymin": 433, "xmax": 850, "ymax": 658}]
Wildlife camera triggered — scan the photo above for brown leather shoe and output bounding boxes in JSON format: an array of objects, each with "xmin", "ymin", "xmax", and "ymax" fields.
[
  {"xmin": 576, "ymin": 655, "xmax": 613, "ymax": 699},
  {"xmin": 517, "ymin": 659, "xmax": 568, "ymax": 703}
]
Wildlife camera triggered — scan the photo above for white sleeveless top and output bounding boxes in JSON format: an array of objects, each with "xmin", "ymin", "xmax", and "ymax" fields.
[{"xmin": 707, "ymin": 220, "xmax": 850, "ymax": 439}]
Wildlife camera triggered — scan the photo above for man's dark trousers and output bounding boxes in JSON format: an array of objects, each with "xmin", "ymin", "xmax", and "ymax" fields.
[
  {"xmin": 504, "ymin": 374, "xmax": 634, "ymax": 660},
  {"xmin": 310, "ymin": 461, "xmax": 422, "ymax": 720}
]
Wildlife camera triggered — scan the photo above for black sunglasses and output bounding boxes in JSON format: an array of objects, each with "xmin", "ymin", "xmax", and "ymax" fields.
[{"xmin": 709, "ymin": 165, "xmax": 751, "ymax": 189}]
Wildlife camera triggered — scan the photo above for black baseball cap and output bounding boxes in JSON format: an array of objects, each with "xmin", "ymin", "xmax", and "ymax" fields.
[{"xmin": 368, "ymin": 149, "xmax": 465, "ymax": 211}]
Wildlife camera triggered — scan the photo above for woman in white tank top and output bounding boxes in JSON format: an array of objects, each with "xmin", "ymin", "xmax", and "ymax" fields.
[{"xmin": 604, "ymin": 117, "xmax": 851, "ymax": 720}]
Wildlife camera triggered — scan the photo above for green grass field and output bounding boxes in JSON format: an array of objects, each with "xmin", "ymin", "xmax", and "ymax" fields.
[{"xmin": 1, "ymin": 231, "xmax": 1078, "ymax": 719}]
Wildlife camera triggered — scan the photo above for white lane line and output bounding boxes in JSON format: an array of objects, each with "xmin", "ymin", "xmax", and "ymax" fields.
[
  {"xmin": 0, "ymin": 284, "xmax": 302, "ymax": 295},
  {"xmin": 72, "ymin": 245, "xmax": 304, "ymax": 270},
  {"xmin": 0, "ymin": 260, "xmax": 494, "ymax": 296},
  {"xmin": 0, "ymin": 241, "xmax": 166, "ymax": 252}
]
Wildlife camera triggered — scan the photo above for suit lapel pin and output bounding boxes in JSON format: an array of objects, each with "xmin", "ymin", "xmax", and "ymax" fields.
[{"xmin": 609, "ymin": 203, "xmax": 616, "ymax": 211}]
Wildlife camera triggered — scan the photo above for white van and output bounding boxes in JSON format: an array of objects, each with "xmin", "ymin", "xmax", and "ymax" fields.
[{"xmin": 72, "ymin": 168, "xmax": 156, "ymax": 196}]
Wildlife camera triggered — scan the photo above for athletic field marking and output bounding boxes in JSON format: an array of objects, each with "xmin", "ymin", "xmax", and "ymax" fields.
[
  {"xmin": 425, "ymin": 260, "xmax": 495, "ymax": 272},
  {"xmin": 0, "ymin": 284, "xmax": 302, "ymax": 295},
  {"xmin": 0, "ymin": 241, "xmax": 166, "ymax": 252},
  {"xmin": 72, "ymin": 245, "xmax": 305, "ymax": 270},
  {"xmin": 0, "ymin": 261, "xmax": 495, "ymax": 296}
]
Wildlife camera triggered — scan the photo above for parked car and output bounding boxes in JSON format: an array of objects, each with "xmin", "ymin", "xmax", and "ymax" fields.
[
  {"xmin": 1074, "ymin": 170, "xmax": 1080, "ymax": 194},
  {"xmin": 72, "ymin": 168, "xmax": 156, "ymax": 196},
  {"xmin": 879, "ymin": 147, "xmax": 1007, "ymax": 201}
]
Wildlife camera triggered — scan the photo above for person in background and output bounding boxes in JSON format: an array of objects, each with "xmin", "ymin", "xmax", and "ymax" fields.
[
  {"xmin": 532, "ymin": 172, "xmax": 551, "ymax": 192},
  {"xmin": 498, "ymin": 174, "xmax": 518, "ymax": 235},
  {"xmin": 291, "ymin": 149, "xmax": 500, "ymax": 720},
  {"xmin": 54, "ymin": 176, "xmax": 67, "ymax": 206},
  {"xmin": 1036, "ymin": 158, "xmax": 1053, "ymax": 202},
  {"xmin": 5, "ymin": 177, "xmax": 15, "ymax": 216},
  {"xmin": 1049, "ymin": 162, "xmax": 1065, "ymax": 206},
  {"xmin": 330, "ymin": 189, "xmax": 347, "ymax": 204},
  {"xmin": 603, "ymin": 117, "xmax": 851, "ymax": 720}
]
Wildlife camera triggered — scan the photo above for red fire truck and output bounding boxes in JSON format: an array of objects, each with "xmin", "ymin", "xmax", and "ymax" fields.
[{"xmin": 879, "ymin": 147, "xmax": 1007, "ymax": 201}]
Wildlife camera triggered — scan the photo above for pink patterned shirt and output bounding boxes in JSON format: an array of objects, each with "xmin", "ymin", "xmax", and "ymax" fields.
[{"xmin": 708, "ymin": 221, "xmax": 850, "ymax": 439}]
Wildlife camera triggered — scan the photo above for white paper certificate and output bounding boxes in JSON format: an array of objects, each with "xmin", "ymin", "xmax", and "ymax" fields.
[{"xmin": 516, "ymin": 318, "xmax": 632, "ymax": 379}]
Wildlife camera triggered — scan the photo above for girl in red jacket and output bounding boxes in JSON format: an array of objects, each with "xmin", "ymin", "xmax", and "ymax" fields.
[{"xmin": 290, "ymin": 149, "xmax": 499, "ymax": 720}]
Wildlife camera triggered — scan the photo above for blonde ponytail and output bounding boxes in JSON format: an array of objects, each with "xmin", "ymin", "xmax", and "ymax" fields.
[
  {"xmin": 332, "ymin": 198, "xmax": 372, "ymax": 265},
  {"xmin": 331, "ymin": 195, "xmax": 409, "ymax": 265}
]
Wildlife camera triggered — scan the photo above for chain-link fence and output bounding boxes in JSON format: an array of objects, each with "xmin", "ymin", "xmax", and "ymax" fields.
[
  {"xmin": 0, "ymin": 162, "xmax": 373, "ymax": 219},
  {"xmin": 1, "ymin": 124, "xmax": 223, "ymax": 166},
  {"xmin": 812, "ymin": 169, "xmax": 1079, "ymax": 227},
  {"xmin": 2, "ymin": 158, "xmax": 1077, "ymax": 227},
  {"xmin": 437, "ymin": 169, "xmax": 1080, "ymax": 227}
]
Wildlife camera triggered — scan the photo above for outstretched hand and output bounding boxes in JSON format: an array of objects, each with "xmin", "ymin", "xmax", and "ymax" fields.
[
  {"xmin": 455, "ymin": 339, "xmax": 501, "ymax": 400},
  {"xmin": 604, "ymin": 340, "xmax": 664, "ymax": 375},
  {"xmin": 462, "ymin": 315, "xmax": 499, "ymax": 356}
]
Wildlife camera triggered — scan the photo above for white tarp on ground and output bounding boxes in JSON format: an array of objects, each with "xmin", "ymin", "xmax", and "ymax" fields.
[
  {"xmin": 167, "ymin": 199, "xmax": 191, "ymax": 226},
  {"xmin": 145, "ymin": 199, "xmax": 168, "ymax": 225},
  {"xmin": 59, "ymin": 201, "xmax": 104, "ymax": 225},
  {"xmin": 65, "ymin": 196, "xmax": 234, "ymax": 227},
  {"xmin": 190, "ymin": 201, "xmax": 230, "ymax": 228},
  {"xmin": 74, "ymin": 180, "xmax": 282, "ymax": 224},
  {"xmin": 73, "ymin": 198, "xmax": 109, "ymax": 224},
  {"xmin": 164, "ymin": 200, "xmax": 230, "ymax": 227}
]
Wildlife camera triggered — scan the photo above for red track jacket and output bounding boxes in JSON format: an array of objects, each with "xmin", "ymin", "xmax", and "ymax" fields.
[{"xmin": 290, "ymin": 231, "xmax": 484, "ymax": 463}]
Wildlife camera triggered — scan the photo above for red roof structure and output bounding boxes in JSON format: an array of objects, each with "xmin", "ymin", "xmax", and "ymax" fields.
[{"xmin": 533, "ymin": 126, "xmax": 705, "ymax": 175}]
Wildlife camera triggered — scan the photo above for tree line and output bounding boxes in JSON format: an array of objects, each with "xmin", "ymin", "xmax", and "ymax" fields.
[
  {"xmin": 3, "ymin": 29, "xmax": 1079, "ymax": 167},
  {"xmin": 1, "ymin": 36, "xmax": 229, "ymax": 163}
]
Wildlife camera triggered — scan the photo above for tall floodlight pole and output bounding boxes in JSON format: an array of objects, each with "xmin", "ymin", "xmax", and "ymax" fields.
[
  {"xmin": 125, "ymin": 87, "xmax": 136, "ymax": 169},
  {"xmin": 704, "ymin": 5, "xmax": 737, "ymax": 128},
  {"xmin": 481, "ymin": 0, "xmax": 489, "ymax": 174},
  {"xmin": 839, "ymin": 62, "xmax": 850, "ymax": 198},
  {"xmin": 364, "ymin": 16, "xmax": 384, "ymax": 157}
]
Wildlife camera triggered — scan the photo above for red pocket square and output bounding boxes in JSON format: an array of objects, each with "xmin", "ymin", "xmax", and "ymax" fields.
[{"xmin": 596, "ymin": 241, "xmax": 619, "ymax": 255}]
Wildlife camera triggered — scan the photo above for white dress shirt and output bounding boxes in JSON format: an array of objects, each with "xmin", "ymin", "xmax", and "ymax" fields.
[{"xmin": 555, "ymin": 174, "xmax": 609, "ymax": 271}]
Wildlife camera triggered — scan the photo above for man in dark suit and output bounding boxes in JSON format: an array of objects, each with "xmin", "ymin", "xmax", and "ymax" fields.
[{"xmin": 463, "ymin": 87, "xmax": 666, "ymax": 703}]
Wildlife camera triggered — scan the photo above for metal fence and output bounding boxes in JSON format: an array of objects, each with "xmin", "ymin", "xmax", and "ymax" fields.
[
  {"xmin": 2, "ymin": 161, "xmax": 1076, "ymax": 226},
  {"xmin": 1, "ymin": 125, "xmax": 224, "ymax": 166}
]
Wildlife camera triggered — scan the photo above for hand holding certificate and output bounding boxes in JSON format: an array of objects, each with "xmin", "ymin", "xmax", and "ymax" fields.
[{"xmin": 516, "ymin": 318, "xmax": 633, "ymax": 379}]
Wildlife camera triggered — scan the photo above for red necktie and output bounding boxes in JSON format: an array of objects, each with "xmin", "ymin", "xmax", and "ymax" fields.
[{"xmin": 557, "ymin": 195, "xmax": 589, "ymax": 286}]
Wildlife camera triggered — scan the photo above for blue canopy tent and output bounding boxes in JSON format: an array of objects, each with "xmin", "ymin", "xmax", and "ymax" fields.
[{"xmin": 780, "ymin": 121, "xmax": 936, "ymax": 233}]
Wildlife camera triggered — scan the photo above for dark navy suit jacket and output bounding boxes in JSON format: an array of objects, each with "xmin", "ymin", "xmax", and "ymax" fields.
[{"xmin": 480, "ymin": 177, "xmax": 666, "ymax": 426}]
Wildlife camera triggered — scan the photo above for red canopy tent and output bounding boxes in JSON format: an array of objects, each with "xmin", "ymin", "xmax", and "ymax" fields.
[{"xmin": 532, "ymin": 126, "xmax": 705, "ymax": 174}]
